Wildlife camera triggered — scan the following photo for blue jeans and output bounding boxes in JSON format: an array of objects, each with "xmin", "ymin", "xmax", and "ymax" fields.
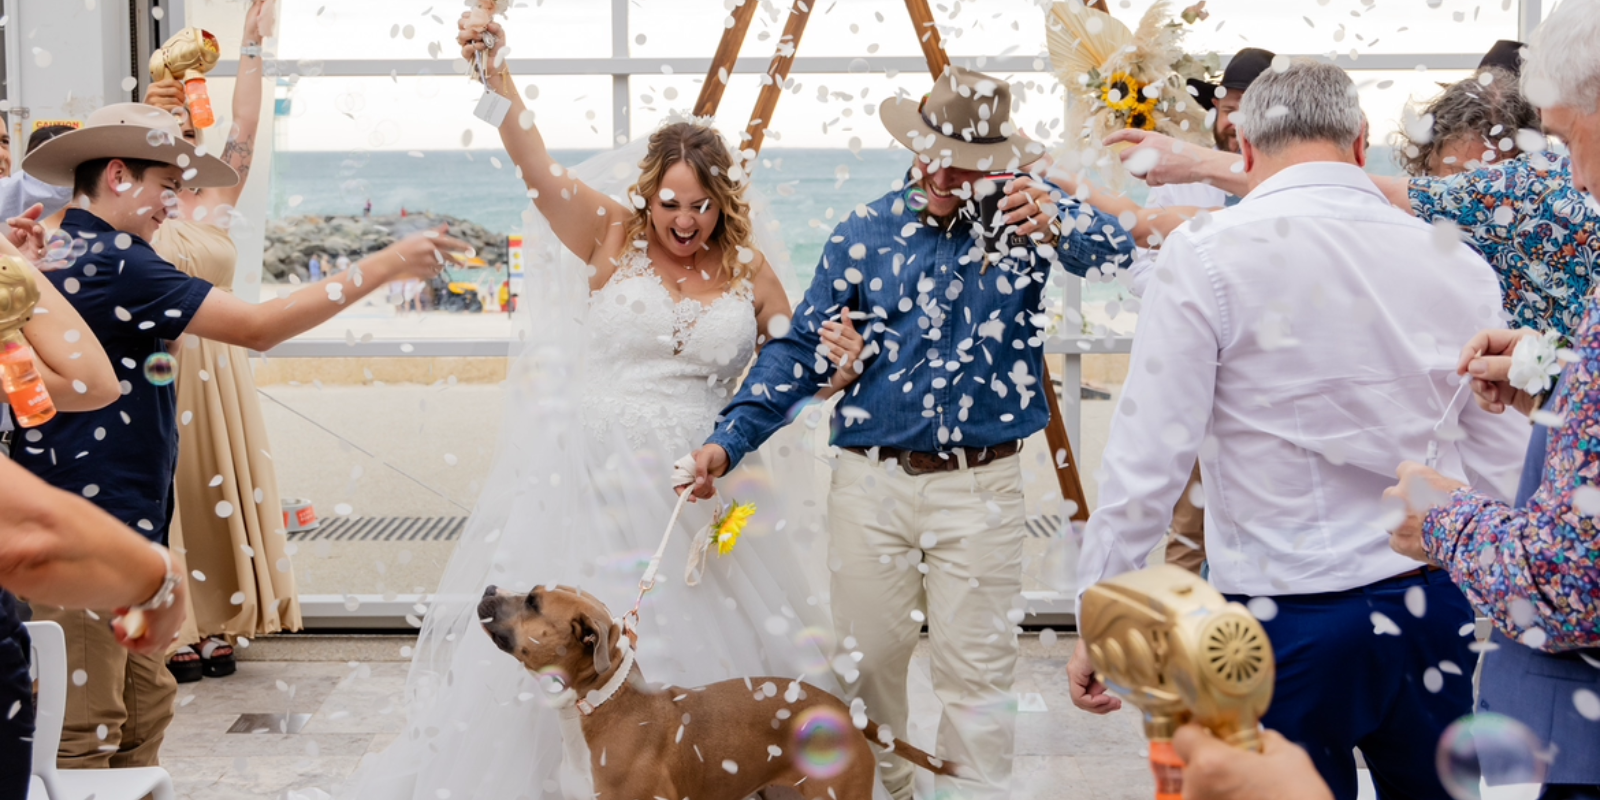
[{"xmin": 1227, "ymin": 569, "xmax": 1475, "ymax": 800}]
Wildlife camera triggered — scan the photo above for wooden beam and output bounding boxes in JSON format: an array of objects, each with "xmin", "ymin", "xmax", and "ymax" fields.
[
  {"xmin": 694, "ymin": 0, "xmax": 761, "ymax": 117},
  {"xmin": 903, "ymin": 0, "xmax": 1093, "ymax": 522},
  {"xmin": 742, "ymin": 1, "xmax": 813, "ymax": 155},
  {"xmin": 903, "ymin": 0, "xmax": 950, "ymax": 77}
]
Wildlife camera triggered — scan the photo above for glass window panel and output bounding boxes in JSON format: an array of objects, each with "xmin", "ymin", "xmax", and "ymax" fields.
[{"xmin": 275, "ymin": 0, "xmax": 610, "ymax": 61}]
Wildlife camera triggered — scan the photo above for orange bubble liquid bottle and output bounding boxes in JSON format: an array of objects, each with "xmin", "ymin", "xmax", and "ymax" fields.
[
  {"xmin": 1149, "ymin": 739, "xmax": 1184, "ymax": 800},
  {"xmin": 0, "ymin": 256, "xmax": 55, "ymax": 427},
  {"xmin": 1, "ymin": 342, "xmax": 55, "ymax": 428},
  {"xmin": 184, "ymin": 77, "xmax": 216, "ymax": 129}
]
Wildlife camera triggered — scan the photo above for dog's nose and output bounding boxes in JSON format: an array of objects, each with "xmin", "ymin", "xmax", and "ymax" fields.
[{"xmin": 483, "ymin": 585, "xmax": 497, "ymax": 598}]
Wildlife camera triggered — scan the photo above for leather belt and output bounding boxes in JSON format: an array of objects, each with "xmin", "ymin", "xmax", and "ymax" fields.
[
  {"xmin": 843, "ymin": 441, "xmax": 1022, "ymax": 476},
  {"xmin": 1375, "ymin": 565, "xmax": 1445, "ymax": 587}
]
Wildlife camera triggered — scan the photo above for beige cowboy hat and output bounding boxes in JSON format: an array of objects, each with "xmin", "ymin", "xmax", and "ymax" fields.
[
  {"xmin": 22, "ymin": 102, "xmax": 237, "ymax": 189},
  {"xmin": 880, "ymin": 66, "xmax": 1045, "ymax": 172}
]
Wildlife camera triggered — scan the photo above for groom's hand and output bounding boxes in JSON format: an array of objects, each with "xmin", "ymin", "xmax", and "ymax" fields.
[{"xmin": 682, "ymin": 444, "xmax": 730, "ymax": 501}]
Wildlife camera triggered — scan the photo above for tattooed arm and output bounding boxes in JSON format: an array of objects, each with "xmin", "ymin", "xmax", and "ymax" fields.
[{"xmin": 201, "ymin": 0, "xmax": 272, "ymax": 208}]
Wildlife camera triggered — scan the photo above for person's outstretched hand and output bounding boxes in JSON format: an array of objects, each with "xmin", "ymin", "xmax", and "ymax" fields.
[
  {"xmin": 1457, "ymin": 328, "xmax": 1542, "ymax": 416},
  {"xmin": 1174, "ymin": 724, "xmax": 1333, "ymax": 800},
  {"xmin": 1067, "ymin": 638, "xmax": 1122, "ymax": 714},
  {"xmin": 678, "ymin": 444, "xmax": 729, "ymax": 501},
  {"xmin": 5, "ymin": 203, "xmax": 47, "ymax": 262},
  {"xmin": 458, "ymin": 17, "xmax": 506, "ymax": 65},
  {"xmin": 1382, "ymin": 460, "xmax": 1466, "ymax": 564},
  {"xmin": 1104, "ymin": 129, "xmax": 1231, "ymax": 188},
  {"xmin": 381, "ymin": 225, "xmax": 474, "ymax": 282}
]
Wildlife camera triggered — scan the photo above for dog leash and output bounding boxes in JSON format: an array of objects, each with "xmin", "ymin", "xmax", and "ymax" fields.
[{"xmin": 622, "ymin": 456, "xmax": 717, "ymax": 639}]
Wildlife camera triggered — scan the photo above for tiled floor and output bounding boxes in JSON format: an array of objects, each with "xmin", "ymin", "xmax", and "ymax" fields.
[{"xmin": 160, "ymin": 635, "xmax": 1156, "ymax": 799}]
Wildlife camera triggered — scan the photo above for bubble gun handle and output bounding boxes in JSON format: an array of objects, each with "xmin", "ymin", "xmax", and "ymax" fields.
[{"xmin": 0, "ymin": 342, "xmax": 56, "ymax": 428}]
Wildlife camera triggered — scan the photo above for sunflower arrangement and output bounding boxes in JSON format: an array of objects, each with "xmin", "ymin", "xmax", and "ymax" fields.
[
  {"xmin": 1049, "ymin": 1, "xmax": 1219, "ymax": 144},
  {"xmin": 711, "ymin": 501, "xmax": 758, "ymax": 556}
]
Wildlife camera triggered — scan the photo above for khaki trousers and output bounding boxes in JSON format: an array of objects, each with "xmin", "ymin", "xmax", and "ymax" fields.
[
  {"xmin": 828, "ymin": 450, "xmax": 1026, "ymax": 800},
  {"xmin": 30, "ymin": 606, "xmax": 177, "ymax": 769},
  {"xmin": 1164, "ymin": 463, "xmax": 1207, "ymax": 575}
]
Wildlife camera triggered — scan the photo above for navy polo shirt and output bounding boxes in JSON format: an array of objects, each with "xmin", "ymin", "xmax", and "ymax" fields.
[{"xmin": 12, "ymin": 209, "xmax": 212, "ymax": 543}]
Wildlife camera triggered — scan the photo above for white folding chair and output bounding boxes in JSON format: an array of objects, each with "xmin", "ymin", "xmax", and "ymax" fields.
[{"xmin": 23, "ymin": 621, "xmax": 176, "ymax": 800}]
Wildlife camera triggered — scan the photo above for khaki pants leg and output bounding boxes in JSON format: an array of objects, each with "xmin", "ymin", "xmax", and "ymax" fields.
[
  {"xmin": 921, "ymin": 457, "xmax": 1025, "ymax": 800},
  {"xmin": 30, "ymin": 607, "xmax": 177, "ymax": 769},
  {"xmin": 828, "ymin": 452, "xmax": 922, "ymax": 800},
  {"xmin": 1164, "ymin": 463, "xmax": 1207, "ymax": 575}
]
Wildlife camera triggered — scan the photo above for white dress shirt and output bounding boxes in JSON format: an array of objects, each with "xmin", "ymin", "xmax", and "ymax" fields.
[
  {"xmin": 0, "ymin": 171, "xmax": 74, "ymax": 221},
  {"xmin": 1079, "ymin": 162, "xmax": 1530, "ymax": 602},
  {"xmin": 1125, "ymin": 182, "xmax": 1232, "ymax": 297}
]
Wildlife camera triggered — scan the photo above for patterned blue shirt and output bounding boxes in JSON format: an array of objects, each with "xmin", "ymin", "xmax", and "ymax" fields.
[
  {"xmin": 1409, "ymin": 153, "xmax": 1599, "ymax": 338},
  {"xmin": 707, "ymin": 185, "xmax": 1133, "ymax": 467}
]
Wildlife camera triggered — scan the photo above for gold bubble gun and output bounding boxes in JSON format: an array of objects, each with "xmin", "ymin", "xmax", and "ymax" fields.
[
  {"xmin": 0, "ymin": 257, "xmax": 55, "ymax": 428},
  {"xmin": 1079, "ymin": 565, "xmax": 1275, "ymax": 800},
  {"xmin": 150, "ymin": 27, "xmax": 222, "ymax": 129}
]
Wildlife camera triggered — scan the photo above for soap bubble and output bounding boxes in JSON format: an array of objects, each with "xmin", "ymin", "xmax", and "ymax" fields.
[
  {"xmin": 146, "ymin": 129, "xmax": 173, "ymax": 148},
  {"xmin": 143, "ymin": 352, "xmax": 177, "ymax": 386},
  {"xmin": 905, "ymin": 187, "xmax": 930, "ymax": 212},
  {"xmin": 792, "ymin": 705, "xmax": 854, "ymax": 779},
  {"xmin": 793, "ymin": 627, "xmax": 834, "ymax": 676},
  {"xmin": 1436, "ymin": 713, "xmax": 1553, "ymax": 800}
]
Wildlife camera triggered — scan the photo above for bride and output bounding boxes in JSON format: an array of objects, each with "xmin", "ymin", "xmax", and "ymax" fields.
[{"xmin": 336, "ymin": 17, "xmax": 869, "ymax": 800}]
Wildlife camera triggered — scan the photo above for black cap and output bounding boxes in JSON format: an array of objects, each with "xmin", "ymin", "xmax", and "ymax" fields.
[
  {"xmin": 1190, "ymin": 47, "xmax": 1278, "ymax": 111},
  {"xmin": 1478, "ymin": 39, "xmax": 1524, "ymax": 75}
]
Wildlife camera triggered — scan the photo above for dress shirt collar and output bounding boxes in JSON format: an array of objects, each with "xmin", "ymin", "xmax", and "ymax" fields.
[{"xmin": 1243, "ymin": 160, "xmax": 1386, "ymax": 205}]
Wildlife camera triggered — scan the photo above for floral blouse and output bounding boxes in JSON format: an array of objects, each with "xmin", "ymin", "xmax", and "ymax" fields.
[
  {"xmin": 1422, "ymin": 294, "xmax": 1600, "ymax": 652},
  {"xmin": 1410, "ymin": 153, "xmax": 1598, "ymax": 339}
]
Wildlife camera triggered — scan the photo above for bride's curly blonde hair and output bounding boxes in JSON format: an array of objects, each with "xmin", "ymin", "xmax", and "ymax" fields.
[{"xmin": 622, "ymin": 122, "xmax": 756, "ymax": 284}]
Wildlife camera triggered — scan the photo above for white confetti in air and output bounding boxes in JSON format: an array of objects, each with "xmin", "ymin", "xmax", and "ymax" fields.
[
  {"xmin": 721, "ymin": 760, "xmax": 738, "ymax": 774},
  {"xmin": 335, "ymin": 503, "xmax": 353, "ymax": 516},
  {"xmin": 1040, "ymin": 628, "xmax": 1059, "ymax": 648},
  {"xmin": 1123, "ymin": 148, "xmax": 1161, "ymax": 177},
  {"xmin": 1575, "ymin": 689, "xmax": 1600, "ymax": 721},
  {"xmin": 72, "ymin": 669, "xmax": 87, "ymax": 686},
  {"xmin": 1423, "ymin": 667, "xmax": 1443, "ymax": 693},
  {"xmin": 1572, "ymin": 485, "xmax": 1600, "ymax": 516},
  {"xmin": 230, "ymin": 592, "xmax": 246, "ymax": 605},
  {"xmin": 1405, "ymin": 586, "xmax": 1427, "ymax": 618},
  {"xmin": 1370, "ymin": 612, "xmax": 1401, "ymax": 636},
  {"xmin": 444, "ymin": 453, "xmax": 458, "ymax": 466},
  {"xmin": 1247, "ymin": 597, "xmax": 1278, "ymax": 621},
  {"xmin": 216, "ymin": 501, "xmax": 234, "ymax": 519}
]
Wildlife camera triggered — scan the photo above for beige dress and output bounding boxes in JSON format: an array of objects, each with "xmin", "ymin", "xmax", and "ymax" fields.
[{"xmin": 152, "ymin": 220, "xmax": 302, "ymax": 643}]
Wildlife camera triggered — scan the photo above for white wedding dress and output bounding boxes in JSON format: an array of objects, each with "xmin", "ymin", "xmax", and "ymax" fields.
[{"xmin": 336, "ymin": 143, "xmax": 868, "ymax": 800}]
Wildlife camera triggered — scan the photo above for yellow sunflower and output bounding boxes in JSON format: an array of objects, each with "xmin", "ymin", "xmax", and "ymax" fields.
[
  {"xmin": 1102, "ymin": 72, "xmax": 1144, "ymax": 113},
  {"xmin": 712, "ymin": 501, "xmax": 757, "ymax": 556}
]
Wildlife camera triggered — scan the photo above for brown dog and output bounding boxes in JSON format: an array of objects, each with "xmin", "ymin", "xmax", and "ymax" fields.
[{"xmin": 479, "ymin": 584, "xmax": 959, "ymax": 800}]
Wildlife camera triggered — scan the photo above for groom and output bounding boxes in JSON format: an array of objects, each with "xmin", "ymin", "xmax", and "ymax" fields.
[{"xmin": 684, "ymin": 67, "xmax": 1133, "ymax": 799}]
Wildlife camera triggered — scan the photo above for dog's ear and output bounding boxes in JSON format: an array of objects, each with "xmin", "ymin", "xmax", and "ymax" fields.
[{"xmin": 580, "ymin": 612, "xmax": 614, "ymax": 675}]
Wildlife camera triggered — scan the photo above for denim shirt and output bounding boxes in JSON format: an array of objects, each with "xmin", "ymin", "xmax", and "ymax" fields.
[{"xmin": 707, "ymin": 183, "xmax": 1133, "ymax": 468}]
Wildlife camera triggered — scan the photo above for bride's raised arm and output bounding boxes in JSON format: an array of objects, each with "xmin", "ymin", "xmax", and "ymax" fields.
[{"xmin": 458, "ymin": 18, "xmax": 628, "ymax": 277}]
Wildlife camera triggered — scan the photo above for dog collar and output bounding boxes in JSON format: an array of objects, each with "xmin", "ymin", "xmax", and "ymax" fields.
[{"xmin": 574, "ymin": 639, "xmax": 635, "ymax": 717}]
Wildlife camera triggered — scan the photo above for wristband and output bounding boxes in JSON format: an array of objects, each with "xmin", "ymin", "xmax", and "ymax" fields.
[
  {"xmin": 133, "ymin": 543, "xmax": 181, "ymax": 611},
  {"xmin": 240, "ymin": 44, "xmax": 262, "ymax": 58}
]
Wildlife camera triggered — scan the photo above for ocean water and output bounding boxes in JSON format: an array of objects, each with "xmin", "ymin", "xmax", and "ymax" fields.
[{"xmin": 271, "ymin": 146, "xmax": 1398, "ymax": 304}]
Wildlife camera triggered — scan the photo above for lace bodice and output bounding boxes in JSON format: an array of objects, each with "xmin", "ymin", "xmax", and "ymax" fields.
[{"xmin": 582, "ymin": 250, "xmax": 757, "ymax": 453}]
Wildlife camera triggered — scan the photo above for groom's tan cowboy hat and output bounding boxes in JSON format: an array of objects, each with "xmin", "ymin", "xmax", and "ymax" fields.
[
  {"xmin": 880, "ymin": 66, "xmax": 1045, "ymax": 172},
  {"xmin": 22, "ymin": 102, "xmax": 238, "ymax": 189}
]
